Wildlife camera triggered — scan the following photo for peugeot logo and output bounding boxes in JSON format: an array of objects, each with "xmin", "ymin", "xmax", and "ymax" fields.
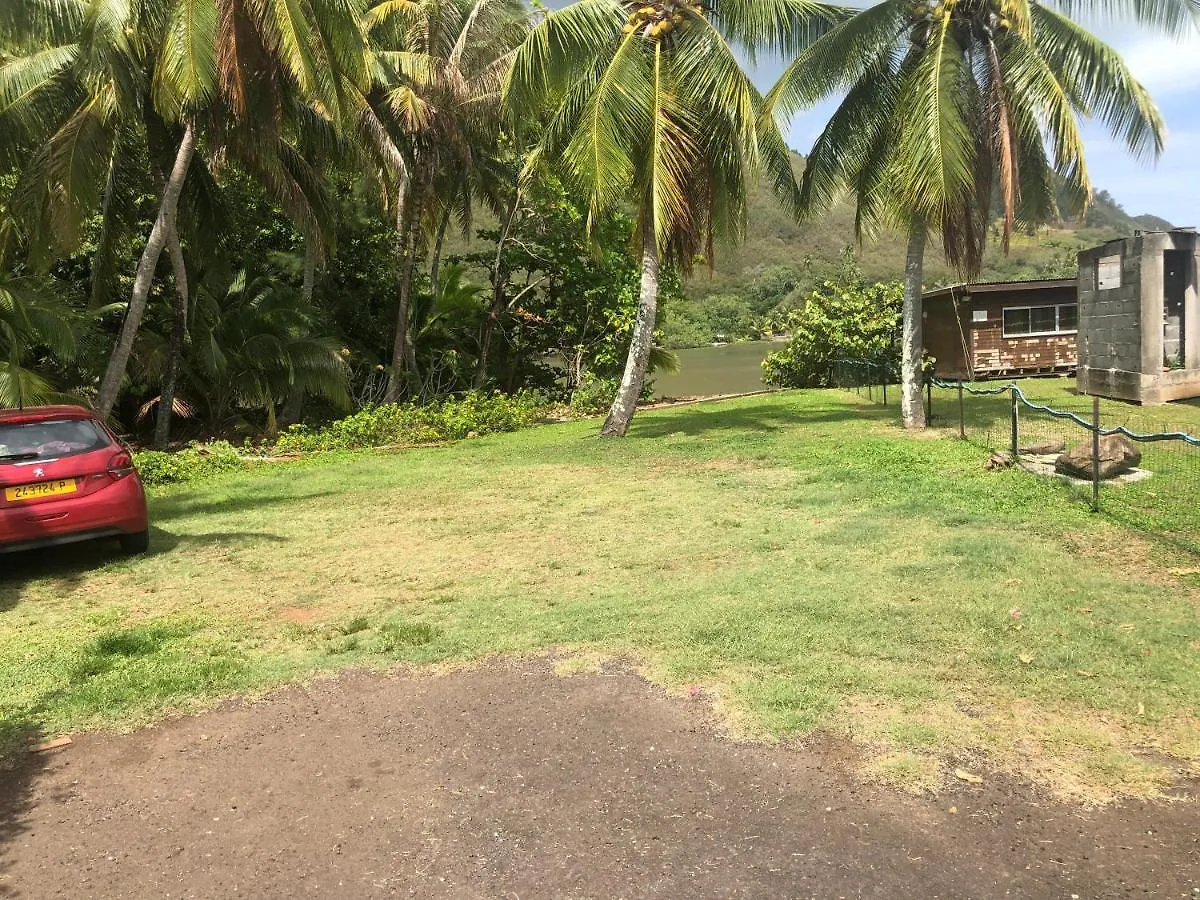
[{"xmin": 33, "ymin": 468, "xmax": 45, "ymax": 479}]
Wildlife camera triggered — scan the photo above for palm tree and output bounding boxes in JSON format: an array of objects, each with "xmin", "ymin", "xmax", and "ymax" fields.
[
  {"xmin": 362, "ymin": 0, "xmax": 528, "ymax": 402},
  {"xmin": 767, "ymin": 0, "xmax": 1197, "ymax": 428},
  {"xmin": 0, "ymin": 271, "xmax": 80, "ymax": 407},
  {"xmin": 505, "ymin": 0, "xmax": 838, "ymax": 436},
  {"xmin": 185, "ymin": 269, "xmax": 350, "ymax": 435},
  {"xmin": 0, "ymin": 0, "xmax": 371, "ymax": 421}
]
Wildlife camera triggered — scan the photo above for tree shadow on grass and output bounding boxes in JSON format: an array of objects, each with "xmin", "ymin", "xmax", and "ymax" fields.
[
  {"xmin": 151, "ymin": 488, "xmax": 341, "ymax": 525},
  {"xmin": 0, "ymin": 527, "xmax": 288, "ymax": 612},
  {"xmin": 629, "ymin": 397, "xmax": 894, "ymax": 439}
]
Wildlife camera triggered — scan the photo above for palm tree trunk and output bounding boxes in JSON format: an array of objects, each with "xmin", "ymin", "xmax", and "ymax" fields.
[
  {"xmin": 386, "ymin": 178, "xmax": 421, "ymax": 403},
  {"xmin": 429, "ymin": 206, "xmax": 451, "ymax": 306},
  {"xmin": 474, "ymin": 190, "xmax": 521, "ymax": 388},
  {"xmin": 386, "ymin": 179, "xmax": 411, "ymax": 403},
  {"xmin": 153, "ymin": 227, "xmax": 188, "ymax": 450},
  {"xmin": 601, "ymin": 217, "xmax": 658, "ymax": 437},
  {"xmin": 901, "ymin": 219, "xmax": 927, "ymax": 430},
  {"xmin": 280, "ymin": 237, "xmax": 317, "ymax": 426},
  {"xmin": 301, "ymin": 237, "xmax": 316, "ymax": 304},
  {"xmin": 96, "ymin": 120, "xmax": 197, "ymax": 420}
]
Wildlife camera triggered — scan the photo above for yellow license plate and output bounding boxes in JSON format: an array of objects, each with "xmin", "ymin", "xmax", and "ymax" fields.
[{"xmin": 4, "ymin": 479, "xmax": 78, "ymax": 502}]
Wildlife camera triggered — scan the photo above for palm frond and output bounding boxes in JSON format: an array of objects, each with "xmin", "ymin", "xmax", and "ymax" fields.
[{"xmin": 1031, "ymin": 4, "xmax": 1165, "ymax": 162}]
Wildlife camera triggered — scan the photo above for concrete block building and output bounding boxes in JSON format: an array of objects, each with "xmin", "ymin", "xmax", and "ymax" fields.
[{"xmin": 1077, "ymin": 229, "xmax": 1200, "ymax": 404}]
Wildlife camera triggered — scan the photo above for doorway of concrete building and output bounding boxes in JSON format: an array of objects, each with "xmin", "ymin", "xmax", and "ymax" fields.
[{"xmin": 1164, "ymin": 250, "xmax": 1188, "ymax": 369}]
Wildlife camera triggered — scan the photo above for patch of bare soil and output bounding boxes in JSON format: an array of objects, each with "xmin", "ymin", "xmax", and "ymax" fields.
[{"xmin": 2, "ymin": 660, "xmax": 1197, "ymax": 899}]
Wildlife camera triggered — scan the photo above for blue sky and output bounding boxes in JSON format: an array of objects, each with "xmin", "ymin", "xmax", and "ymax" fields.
[{"xmin": 744, "ymin": 15, "xmax": 1200, "ymax": 226}]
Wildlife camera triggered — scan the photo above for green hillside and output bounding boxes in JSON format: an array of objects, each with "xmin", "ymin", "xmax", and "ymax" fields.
[{"xmin": 689, "ymin": 166, "xmax": 1172, "ymax": 298}]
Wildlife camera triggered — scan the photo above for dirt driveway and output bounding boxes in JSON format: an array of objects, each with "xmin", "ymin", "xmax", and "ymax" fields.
[{"xmin": 1, "ymin": 659, "xmax": 1197, "ymax": 898}]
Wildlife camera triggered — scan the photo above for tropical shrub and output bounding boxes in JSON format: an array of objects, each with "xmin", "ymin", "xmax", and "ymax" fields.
[
  {"xmin": 134, "ymin": 442, "xmax": 245, "ymax": 486},
  {"xmin": 762, "ymin": 278, "xmax": 903, "ymax": 389},
  {"xmin": 569, "ymin": 373, "xmax": 623, "ymax": 416},
  {"xmin": 273, "ymin": 391, "xmax": 549, "ymax": 454}
]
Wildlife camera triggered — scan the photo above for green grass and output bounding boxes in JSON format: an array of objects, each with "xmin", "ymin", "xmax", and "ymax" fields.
[
  {"xmin": 926, "ymin": 377, "xmax": 1200, "ymax": 549},
  {"xmin": 2, "ymin": 389, "xmax": 1198, "ymax": 801}
]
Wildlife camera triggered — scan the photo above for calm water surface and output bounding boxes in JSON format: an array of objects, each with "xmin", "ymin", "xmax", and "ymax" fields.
[{"xmin": 652, "ymin": 342, "xmax": 779, "ymax": 399}]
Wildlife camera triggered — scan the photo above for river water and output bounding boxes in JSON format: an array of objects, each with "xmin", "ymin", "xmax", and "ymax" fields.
[{"xmin": 651, "ymin": 341, "xmax": 779, "ymax": 399}]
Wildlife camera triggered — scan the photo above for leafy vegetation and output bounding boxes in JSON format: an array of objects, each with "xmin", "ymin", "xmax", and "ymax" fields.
[
  {"xmin": 504, "ymin": 0, "xmax": 833, "ymax": 434},
  {"xmin": 1, "ymin": 0, "xmax": 1189, "ymax": 441},
  {"xmin": 762, "ymin": 275, "xmax": 903, "ymax": 389},
  {"xmin": 273, "ymin": 390, "xmax": 551, "ymax": 454},
  {"xmin": 3, "ymin": 389, "xmax": 1198, "ymax": 803},
  {"xmin": 133, "ymin": 442, "xmax": 246, "ymax": 486}
]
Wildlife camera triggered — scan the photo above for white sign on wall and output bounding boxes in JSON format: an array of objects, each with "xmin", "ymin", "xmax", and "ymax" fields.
[
  {"xmin": 972, "ymin": 309, "xmax": 988, "ymax": 323},
  {"xmin": 1097, "ymin": 255, "xmax": 1122, "ymax": 290}
]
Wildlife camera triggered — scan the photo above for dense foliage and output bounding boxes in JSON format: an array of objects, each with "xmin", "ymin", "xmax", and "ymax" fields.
[
  {"xmin": 133, "ymin": 442, "xmax": 246, "ymax": 486},
  {"xmin": 0, "ymin": 0, "xmax": 1189, "ymax": 443},
  {"xmin": 273, "ymin": 391, "xmax": 550, "ymax": 454},
  {"xmin": 762, "ymin": 272, "xmax": 903, "ymax": 389}
]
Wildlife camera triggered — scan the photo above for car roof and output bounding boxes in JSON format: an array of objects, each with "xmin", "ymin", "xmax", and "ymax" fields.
[{"xmin": 0, "ymin": 405, "xmax": 98, "ymax": 425}]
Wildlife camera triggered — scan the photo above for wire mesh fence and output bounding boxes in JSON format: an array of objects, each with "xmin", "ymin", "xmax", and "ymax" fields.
[
  {"xmin": 925, "ymin": 374, "xmax": 1200, "ymax": 543},
  {"xmin": 829, "ymin": 359, "xmax": 893, "ymax": 407}
]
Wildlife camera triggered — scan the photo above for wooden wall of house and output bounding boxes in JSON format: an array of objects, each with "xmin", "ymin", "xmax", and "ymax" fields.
[
  {"xmin": 924, "ymin": 295, "xmax": 971, "ymax": 379},
  {"xmin": 970, "ymin": 285, "xmax": 1078, "ymax": 376}
]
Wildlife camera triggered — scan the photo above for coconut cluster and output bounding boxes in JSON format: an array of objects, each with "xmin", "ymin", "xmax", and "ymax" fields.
[{"xmin": 622, "ymin": 0, "xmax": 703, "ymax": 40}]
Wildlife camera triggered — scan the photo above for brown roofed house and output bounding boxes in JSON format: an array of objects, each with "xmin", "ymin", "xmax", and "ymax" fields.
[{"xmin": 922, "ymin": 279, "xmax": 1079, "ymax": 381}]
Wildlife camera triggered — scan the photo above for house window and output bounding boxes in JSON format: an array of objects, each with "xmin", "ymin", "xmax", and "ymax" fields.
[
  {"xmin": 1059, "ymin": 304, "xmax": 1078, "ymax": 332},
  {"xmin": 1002, "ymin": 304, "xmax": 1079, "ymax": 337}
]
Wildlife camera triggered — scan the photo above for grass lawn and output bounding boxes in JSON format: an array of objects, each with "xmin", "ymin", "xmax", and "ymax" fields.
[
  {"xmin": 927, "ymin": 377, "xmax": 1200, "ymax": 547},
  {"xmin": 2, "ymin": 388, "xmax": 1198, "ymax": 802}
]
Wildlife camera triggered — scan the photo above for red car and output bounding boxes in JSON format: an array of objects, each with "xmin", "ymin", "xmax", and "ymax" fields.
[{"xmin": 0, "ymin": 405, "xmax": 149, "ymax": 555}]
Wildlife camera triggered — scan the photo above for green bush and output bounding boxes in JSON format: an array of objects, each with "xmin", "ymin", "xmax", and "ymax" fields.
[
  {"xmin": 567, "ymin": 372, "xmax": 660, "ymax": 416},
  {"xmin": 569, "ymin": 373, "xmax": 621, "ymax": 416},
  {"xmin": 762, "ymin": 276, "xmax": 903, "ymax": 389},
  {"xmin": 273, "ymin": 390, "xmax": 549, "ymax": 454},
  {"xmin": 134, "ymin": 442, "xmax": 245, "ymax": 486}
]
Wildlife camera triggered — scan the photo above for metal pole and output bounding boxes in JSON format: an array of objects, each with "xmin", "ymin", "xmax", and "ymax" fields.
[
  {"xmin": 882, "ymin": 372, "xmax": 887, "ymax": 406},
  {"xmin": 1010, "ymin": 388, "xmax": 1019, "ymax": 458},
  {"xmin": 1091, "ymin": 394, "xmax": 1101, "ymax": 512},
  {"xmin": 958, "ymin": 381, "xmax": 966, "ymax": 440},
  {"xmin": 926, "ymin": 378, "xmax": 933, "ymax": 420}
]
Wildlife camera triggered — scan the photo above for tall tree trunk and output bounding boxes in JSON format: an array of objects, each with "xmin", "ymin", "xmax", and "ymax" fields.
[
  {"xmin": 301, "ymin": 236, "xmax": 316, "ymax": 303},
  {"xmin": 429, "ymin": 206, "xmax": 451, "ymax": 306},
  {"xmin": 386, "ymin": 179, "xmax": 422, "ymax": 402},
  {"xmin": 386, "ymin": 178, "xmax": 412, "ymax": 403},
  {"xmin": 602, "ymin": 217, "xmax": 658, "ymax": 437},
  {"xmin": 281, "ymin": 237, "xmax": 317, "ymax": 427},
  {"xmin": 474, "ymin": 190, "xmax": 521, "ymax": 388},
  {"xmin": 153, "ymin": 227, "xmax": 188, "ymax": 450},
  {"xmin": 901, "ymin": 219, "xmax": 927, "ymax": 430},
  {"xmin": 96, "ymin": 120, "xmax": 197, "ymax": 420}
]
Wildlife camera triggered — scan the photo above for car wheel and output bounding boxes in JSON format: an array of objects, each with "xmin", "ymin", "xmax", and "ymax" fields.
[{"xmin": 118, "ymin": 529, "xmax": 150, "ymax": 555}]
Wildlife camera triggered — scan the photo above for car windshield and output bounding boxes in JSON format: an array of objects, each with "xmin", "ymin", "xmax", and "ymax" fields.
[{"xmin": 0, "ymin": 419, "xmax": 110, "ymax": 462}]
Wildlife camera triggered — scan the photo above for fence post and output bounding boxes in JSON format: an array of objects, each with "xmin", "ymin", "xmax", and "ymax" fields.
[
  {"xmin": 882, "ymin": 370, "xmax": 887, "ymax": 406},
  {"xmin": 1010, "ymin": 387, "xmax": 1019, "ymax": 458},
  {"xmin": 958, "ymin": 381, "xmax": 966, "ymax": 440},
  {"xmin": 926, "ymin": 378, "xmax": 933, "ymax": 421},
  {"xmin": 1091, "ymin": 394, "xmax": 1101, "ymax": 512}
]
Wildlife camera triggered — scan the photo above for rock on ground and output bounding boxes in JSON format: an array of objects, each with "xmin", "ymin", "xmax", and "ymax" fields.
[{"xmin": 1055, "ymin": 434, "xmax": 1143, "ymax": 480}]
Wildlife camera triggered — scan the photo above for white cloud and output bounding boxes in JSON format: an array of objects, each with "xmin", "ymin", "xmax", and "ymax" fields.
[{"xmin": 1112, "ymin": 37, "xmax": 1200, "ymax": 95}]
